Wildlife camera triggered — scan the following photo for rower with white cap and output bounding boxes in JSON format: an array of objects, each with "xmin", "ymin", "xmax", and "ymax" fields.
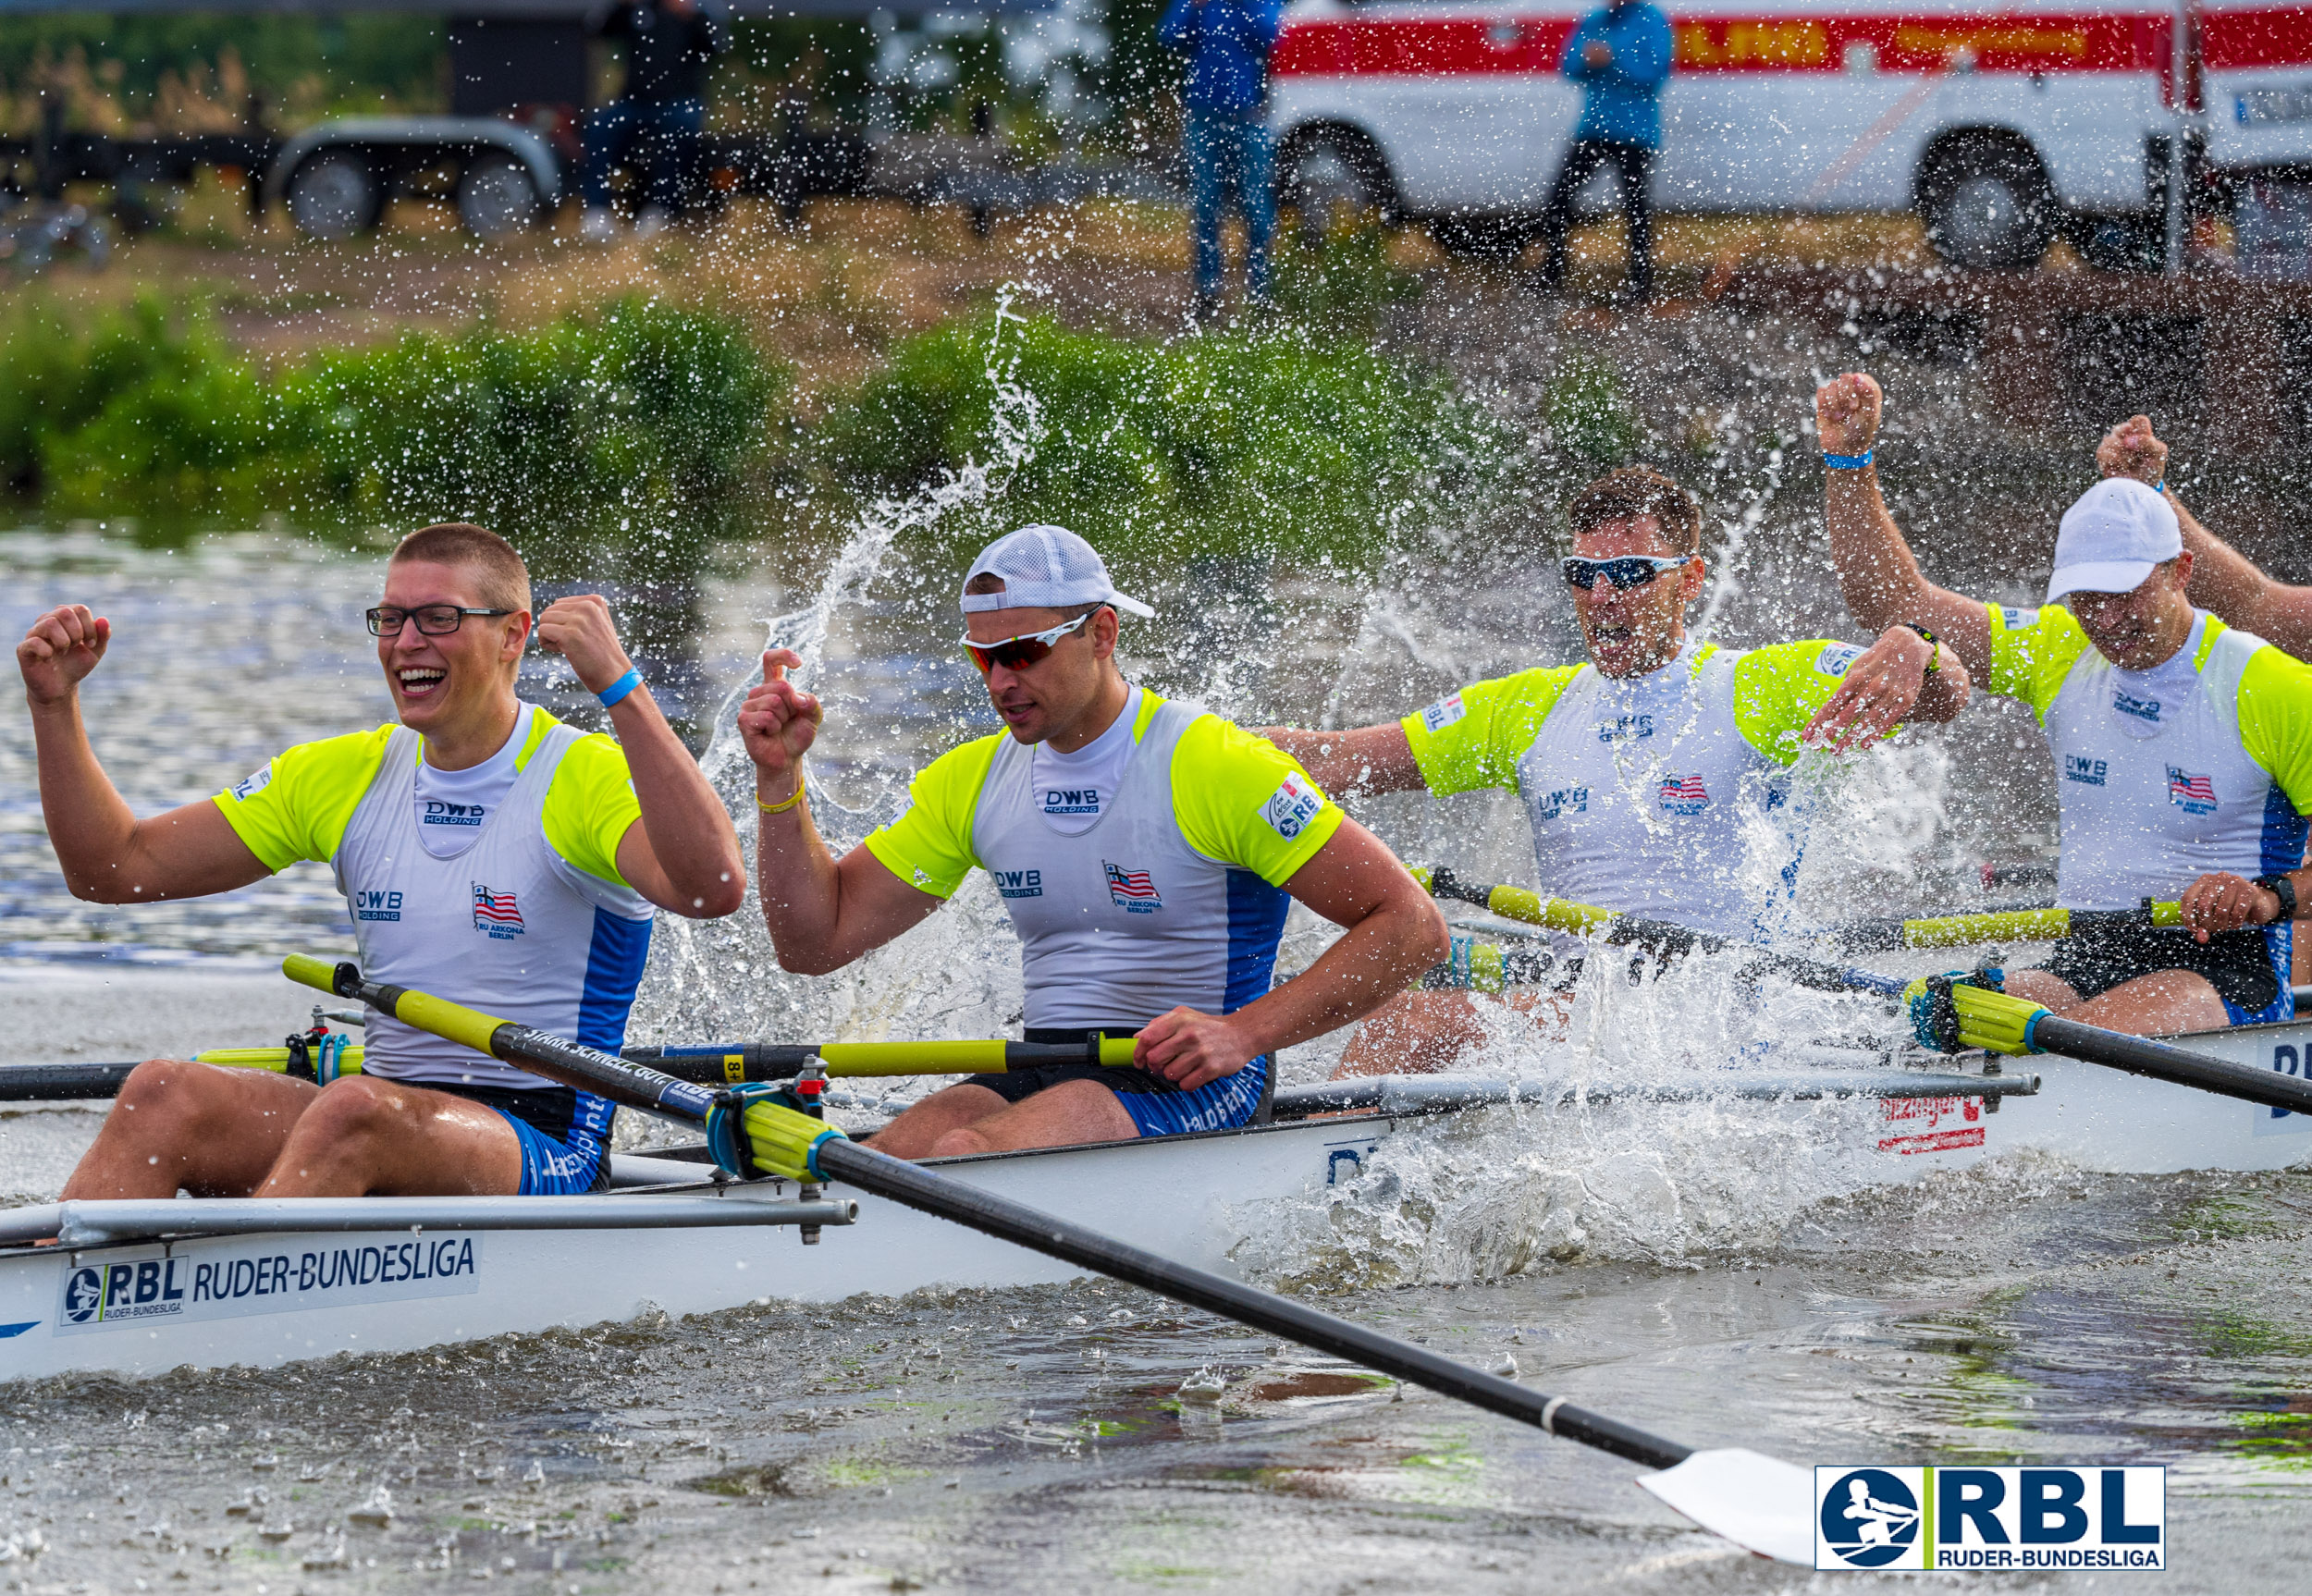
[
  {"xmin": 1819, "ymin": 371, "xmax": 2312, "ymax": 1036},
  {"xmin": 737, "ymin": 523, "xmax": 1449, "ymax": 1156}
]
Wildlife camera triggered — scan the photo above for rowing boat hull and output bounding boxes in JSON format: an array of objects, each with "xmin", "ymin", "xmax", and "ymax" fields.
[
  {"xmin": 1850, "ymin": 1016, "xmax": 2312, "ymax": 1176},
  {"xmin": 0, "ymin": 1113, "xmax": 1400, "ymax": 1384}
]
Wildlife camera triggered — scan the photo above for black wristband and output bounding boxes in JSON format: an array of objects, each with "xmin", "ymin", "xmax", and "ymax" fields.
[
  {"xmin": 1901, "ymin": 621, "xmax": 1940, "ymax": 674},
  {"xmin": 2257, "ymin": 874, "xmax": 2298, "ymax": 923}
]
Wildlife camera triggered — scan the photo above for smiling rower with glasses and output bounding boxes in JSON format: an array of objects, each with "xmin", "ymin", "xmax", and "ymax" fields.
[
  {"xmin": 737, "ymin": 522, "xmax": 1448, "ymax": 1157},
  {"xmin": 1262, "ymin": 466, "xmax": 1972, "ymax": 1075},
  {"xmin": 17, "ymin": 522, "xmax": 744, "ymax": 1202}
]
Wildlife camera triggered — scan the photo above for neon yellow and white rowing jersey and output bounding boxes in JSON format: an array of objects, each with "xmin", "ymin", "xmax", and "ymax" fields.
[
  {"xmin": 1984, "ymin": 605, "xmax": 2312, "ymax": 912},
  {"xmin": 214, "ymin": 705, "xmax": 653, "ymax": 1089},
  {"xmin": 1402, "ymin": 637, "xmax": 1871, "ymax": 939},
  {"xmin": 864, "ymin": 688, "xmax": 1344, "ymax": 1029}
]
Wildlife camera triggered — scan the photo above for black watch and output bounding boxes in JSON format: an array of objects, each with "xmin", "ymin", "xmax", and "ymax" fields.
[
  {"xmin": 2257, "ymin": 874, "xmax": 2299, "ymax": 923},
  {"xmin": 1902, "ymin": 622, "xmax": 1940, "ymax": 674}
]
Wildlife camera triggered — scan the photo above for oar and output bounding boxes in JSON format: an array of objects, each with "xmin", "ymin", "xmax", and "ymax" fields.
[
  {"xmin": 0, "ymin": 1035, "xmax": 1143, "ymax": 1102},
  {"xmin": 277, "ymin": 951, "xmax": 1813, "ymax": 1564},
  {"xmin": 1411, "ymin": 870, "xmax": 2312, "ymax": 1118},
  {"xmin": 1408, "ymin": 865, "xmax": 1908, "ymax": 1000},
  {"xmin": 1833, "ymin": 899, "xmax": 2186, "ymax": 953}
]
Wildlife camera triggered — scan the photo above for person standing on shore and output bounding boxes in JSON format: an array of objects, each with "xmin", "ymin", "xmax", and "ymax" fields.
[
  {"xmin": 1159, "ymin": 0, "xmax": 1286, "ymax": 319},
  {"xmin": 578, "ymin": 0, "xmax": 731, "ymax": 241},
  {"xmin": 1535, "ymin": 0, "xmax": 1672, "ymax": 304}
]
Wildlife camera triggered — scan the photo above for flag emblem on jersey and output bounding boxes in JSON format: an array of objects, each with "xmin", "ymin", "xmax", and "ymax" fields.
[
  {"xmin": 472, "ymin": 883, "xmax": 527, "ymax": 937},
  {"xmin": 2167, "ymin": 767, "xmax": 2218, "ymax": 815},
  {"xmin": 1105, "ymin": 862, "xmax": 1162, "ymax": 913},
  {"xmin": 1659, "ymin": 774, "xmax": 1710, "ymax": 815}
]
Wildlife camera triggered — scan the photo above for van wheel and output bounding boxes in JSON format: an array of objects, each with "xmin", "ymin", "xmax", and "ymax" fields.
[
  {"xmin": 457, "ymin": 153, "xmax": 544, "ymax": 240},
  {"xmin": 1920, "ymin": 140, "xmax": 2058, "ymax": 270},
  {"xmin": 1277, "ymin": 127, "xmax": 1396, "ymax": 247},
  {"xmin": 286, "ymin": 151, "xmax": 382, "ymax": 241}
]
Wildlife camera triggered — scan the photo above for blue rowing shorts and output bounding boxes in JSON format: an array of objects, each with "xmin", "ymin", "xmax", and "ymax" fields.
[
  {"xmin": 430, "ymin": 1081, "xmax": 615, "ymax": 1194},
  {"xmin": 985, "ymin": 1028, "xmax": 1271, "ymax": 1138}
]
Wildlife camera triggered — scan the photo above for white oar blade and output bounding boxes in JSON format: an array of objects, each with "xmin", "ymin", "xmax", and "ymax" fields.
[{"xmin": 1637, "ymin": 1447, "xmax": 1815, "ymax": 1566}]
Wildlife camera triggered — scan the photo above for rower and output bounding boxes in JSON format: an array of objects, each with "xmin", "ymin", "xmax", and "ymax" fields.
[
  {"xmin": 1261, "ymin": 465, "xmax": 1971, "ymax": 1074},
  {"xmin": 1819, "ymin": 372, "xmax": 2312, "ymax": 1037},
  {"xmin": 18, "ymin": 522, "xmax": 745, "ymax": 1198},
  {"xmin": 739, "ymin": 522, "xmax": 1448, "ymax": 1157}
]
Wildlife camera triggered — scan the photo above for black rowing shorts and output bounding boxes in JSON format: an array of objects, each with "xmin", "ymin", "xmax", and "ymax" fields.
[{"xmin": 2033, "ymin": 923, "xmax": 2290, "ymax": 1026}]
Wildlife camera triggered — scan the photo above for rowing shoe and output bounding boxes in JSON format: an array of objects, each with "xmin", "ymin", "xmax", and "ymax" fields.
[
  {"xmin": 1411, "ymin": 869, "xmax": 2312, "ymax": 1118},
  {"xmin": 280, "ymin": 952, "xmax": 1814, "ymax": 1564}
]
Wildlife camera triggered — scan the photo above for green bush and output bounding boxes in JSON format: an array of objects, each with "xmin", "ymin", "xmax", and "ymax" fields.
[
  {"xmin": 1544, "ymin": 350, "xmax": 1642, "ymax": 468},
  {"xmin": 1, "ymin": 295, "xmax": 785, "ymax": 559},
  {"xmin": 817, "ymin": 312, "xmax": 1515, "ymax": 570},
  {"xmin": 276, "ymin": 298, "xmax": 783, "ymax": 559}
]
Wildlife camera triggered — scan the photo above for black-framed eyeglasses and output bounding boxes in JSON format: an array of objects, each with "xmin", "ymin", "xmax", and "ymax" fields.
[
  {"xmin": 1560, "ymin": 555, "xmax": 1692, "ymax": 593},
  {"xmin": 366, "ymin": 606, "xmax": 513, "ymax": 637}
]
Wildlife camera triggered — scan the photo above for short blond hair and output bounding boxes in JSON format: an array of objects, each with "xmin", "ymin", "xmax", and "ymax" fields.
[{"xmin": 389, "ymin": 523, "xmax": 532, "ymax": 614}]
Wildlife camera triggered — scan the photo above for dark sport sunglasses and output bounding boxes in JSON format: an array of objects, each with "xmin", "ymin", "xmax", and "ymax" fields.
[
  {"xmin": 961, "ymin": 610, "xmax": 1095, "ymax": 673},
  {"xmin": 1560, "ymin": 555, "xmax": 1692, "ymax": 593}
]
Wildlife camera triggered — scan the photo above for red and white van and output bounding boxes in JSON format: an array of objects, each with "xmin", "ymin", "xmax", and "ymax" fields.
[{"xmin": 1269, "ymin": 0, "xmax": 2312, "ymax": 268}]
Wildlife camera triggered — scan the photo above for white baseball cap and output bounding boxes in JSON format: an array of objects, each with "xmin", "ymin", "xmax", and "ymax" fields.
[
  {"xmin": 2045, "ymin": 478, "xmax": 2183, "ymax": 603},
  {"xmin": 959, "ymin": 524, "xmax": 1155, "ymax": 618}
]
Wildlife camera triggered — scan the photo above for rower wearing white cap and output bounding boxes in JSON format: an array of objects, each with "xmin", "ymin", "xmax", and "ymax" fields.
[
  {"xmin": 1819, "ymin": 372, "xmax": 2312, "ymax": 1036},
  {"xmin": 737, "ymin": 523, "xmax": 1449, "ymax": 1156}
]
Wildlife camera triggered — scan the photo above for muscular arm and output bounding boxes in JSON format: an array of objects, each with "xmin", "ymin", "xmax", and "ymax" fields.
[
  {"xmin": 1257, "ymin": 722, "xmax": 1425, "ymax": 797},
  {"xmin": 20, "ymin": 606, "xmax": 272, "ymax": 903},
  {"xmin": 758, "ymin": 807, "xmax": 944, "ymax": 976},
  {"xmin": 1138, "ymin": 818, "xmax": 1448, "ymax": 1088},
  {"xmin": 2172, "ymin": 499, "xmax": 2312, "ymax": 659},
  {"xmin": 1817, "ymin": 374, "xmax": 1994, "ymax": 683},
  {"xmin": 606, "ymin": 686, "xmax": 746, "ymax": 918}
]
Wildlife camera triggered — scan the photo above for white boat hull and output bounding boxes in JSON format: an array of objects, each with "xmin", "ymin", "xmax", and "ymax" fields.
[
  {"xmin": 0, "ymin": 1113, "xmax": 1398, "ymax": 1384},
  {"xmin": 1838, "ymin": 1016, "xmax": 2312, "ymax": 1177}
]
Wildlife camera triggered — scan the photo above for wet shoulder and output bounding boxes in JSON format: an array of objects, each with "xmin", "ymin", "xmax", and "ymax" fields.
[
  {"xmin": 1171, "ymin": 713, "xmax": 1344, "ymax": 885},
  {"xmin": 1400, "ymin": 664, "xmax": 1584, "ymax": 796},
  {"xmin": 1985, "ymin": 602, "xmax": 2090, "ymax": 718},
  {"xmin": 540, "ymin": 719, "xmax": 645, "ymax": 889},
  {"xmin": 862, "ymin": 733, "xmax": 1006, "ymax": 900},
  {"xmin": 1726, "ymin": 640, "xmax": 1863, "ymax": 766},
  {"xmin": 212, "ymin": 723, "xmax": 397, "ymax": 871}
]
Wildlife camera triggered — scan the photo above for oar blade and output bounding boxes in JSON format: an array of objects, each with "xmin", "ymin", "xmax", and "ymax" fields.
[{"xmin": 1636, "ymin": 1447, "xmax": 1815, "ymax": 1565}]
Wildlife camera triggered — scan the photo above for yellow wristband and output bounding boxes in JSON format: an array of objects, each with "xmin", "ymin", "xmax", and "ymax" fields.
[{"xmin": 757, "ymin": 778, "xmax": 806, "ymax": 815}]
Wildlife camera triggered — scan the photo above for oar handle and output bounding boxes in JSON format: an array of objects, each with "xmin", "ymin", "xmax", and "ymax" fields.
[
  {"xmin": 809, "ymin": 1136, "xmax": 1693, "ymax": 1471},
  {"xmin": 627, "ymin": 1037, "xmax": 1142, "ymax": 1082},
  {"xmin": 284, "ymin": 956, "xmax": 721, "ymax": 1123}
]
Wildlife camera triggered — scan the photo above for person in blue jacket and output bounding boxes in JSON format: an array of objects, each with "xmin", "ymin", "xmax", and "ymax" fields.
[
  {"xmin": 1536, "ymin": 0, "xmax": 1673, "ymax": 302},
  {"xmin": 1159, "ymin": 0, "xmax": 1286, "ymax": 316}
]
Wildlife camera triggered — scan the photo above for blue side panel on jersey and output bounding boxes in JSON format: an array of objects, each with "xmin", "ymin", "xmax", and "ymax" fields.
[
  {"xmin": 2260, "ymin": 781, "xmax": 2309, "ymax": 878},
  {"xmin": 2256, "ymin": 782, "xmax": 2306, "ymax": 1024},
  {"xmin": 1223, "ymin": 868, "xmax": 1291, "ymax": 1013},
  {"xmin": 575, "ymin": 908, "xmax": 654, "ymax": 1051}
]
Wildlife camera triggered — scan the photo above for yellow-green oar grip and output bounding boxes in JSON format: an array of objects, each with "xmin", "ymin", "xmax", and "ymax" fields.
[
  {"xmin": 1485, "ymin": 887, "xmax": 1617, "ymax": 936},
  {"xmin": 1407, "ymin": 864, "xmax": 1434, "ymax": 894},
  {"xmin": 1902, "ymin": 907, "xmax": 2073, "ymax": 949},
  {"xmin": 191, "ymin": 1046, "xmax": 366, "ymax": 1075},
  {"xmin": 282, "ymin": 953, "xmax": 342, "ymax": 995},
  {"xmin": 818, "ymin": 1040, "xmax": 1010, "ymax": 1075},
  {"xmin": 2149, "ymin": 901, "xmax": 2183, "ymax": 928},
  {"xmin": 394, "ymin": 988, "xmax": 511, "ymax": 1059},
  {"xmin": 1098, "ymin": 1037, "xmax": 1138, "ymax": 1066}
]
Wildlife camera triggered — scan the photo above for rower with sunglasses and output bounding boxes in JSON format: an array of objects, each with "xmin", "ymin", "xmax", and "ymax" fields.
[
  {"xmin": 1263, "ymin": 465, "xmax": 1971, "ymax": 1074},
  {"xmin": 17, "ymin": 522, "xmax": 744, "ymax": 1201},
  {"xmin": 738, "ymin": 523, "xmax": 1449, "ymax": 1156}
]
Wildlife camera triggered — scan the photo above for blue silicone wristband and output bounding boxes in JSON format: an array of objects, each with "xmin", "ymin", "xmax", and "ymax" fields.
[
  {"xmin": 597, "ymin": 667, "xmax": 644, "ymax": 708},
  {"xmin": 1823, "ymin": 450, "xmax": 1875, "ymax": 470}
]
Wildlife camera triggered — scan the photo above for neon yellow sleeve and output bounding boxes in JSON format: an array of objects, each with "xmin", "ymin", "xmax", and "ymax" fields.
[
  {"xmin": 1728, "ymin": 639, "xmax": 1876, "ymax": 766},
  {"xmin": 862, "ymin": 735, "xmax": 1002, "ymax": 899},
  {"xmin": 212, "ymin": 726, "xmax": 395, "ymax": 872},
  {"xmin": 1399, "ymin": 666, "xmax": 1581, "ymax": 796},
  {"xmin": 2237, "ymin": 646, "xmax": 2312, "ymax": 816},
  {"xmin": 1984, "ymin": 603, "xmax": 2090, "ymax": 721},
  {"xmin": 1172, "ymin": 716, "xmax": 1346, "ymax": 887},
  {"xmin": 540, "ymin": 730, "xmax": 644, "ymax": 889}
]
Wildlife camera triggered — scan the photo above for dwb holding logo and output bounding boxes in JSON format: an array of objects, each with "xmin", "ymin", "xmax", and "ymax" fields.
[{"xmin": 1815, "ymin": 1466, "xmax": 2164, "ymax": 1570}]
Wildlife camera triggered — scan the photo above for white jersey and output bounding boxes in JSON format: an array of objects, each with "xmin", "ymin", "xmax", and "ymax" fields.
[
  {"xmin": 333, "ymin": 723, "xmax": 656, "ymax": 1088},
  {"xmin": 1405, "ymin": 636, "xmax": 1868, "ymax": 942}
]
